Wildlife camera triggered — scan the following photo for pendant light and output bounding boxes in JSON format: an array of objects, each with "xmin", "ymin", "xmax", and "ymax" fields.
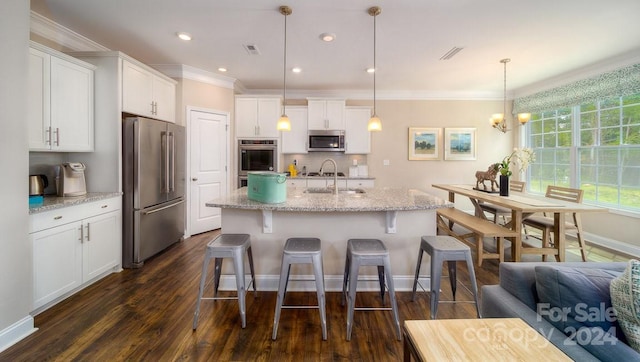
[
  {"xmin": 277, "ymin": 6, "xmax": 292, "ymax": 131},
  {"xmin": 490, "ymin": 58, "xmax": 531, "ymax": 133},
  {"xmin": 368, "ymin": 6, "xmax": 382, "ymax": 132}
]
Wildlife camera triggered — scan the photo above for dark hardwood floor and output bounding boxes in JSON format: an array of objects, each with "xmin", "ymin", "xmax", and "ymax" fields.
[{"xmin": 1, "ymin": 230, "xmax": 503, "ymax": 361}]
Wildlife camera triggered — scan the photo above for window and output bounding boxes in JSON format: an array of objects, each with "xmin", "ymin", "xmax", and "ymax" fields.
[{"xmin": 526, "ymin": 94, "xmax": 640, "ymax": 213}]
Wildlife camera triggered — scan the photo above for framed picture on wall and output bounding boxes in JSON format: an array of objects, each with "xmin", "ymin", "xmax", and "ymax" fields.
[
  {"xmin": 444, "ymin": 128, "xmax": 476, "ymax": 160},
  {"xmin": 408, "ymin": 127, "xmax": 441, "ymax": 160}
]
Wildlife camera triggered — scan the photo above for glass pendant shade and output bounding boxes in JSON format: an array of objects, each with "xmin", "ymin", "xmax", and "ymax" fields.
[
  {"xmin": 368, "ymin": 114, "xmax": 382, "ymax": 131},
  {"xmin": 277, "ymin": 114, "xmax": 291, "ymax": 131},
  {"xmin": 517, "ymin": 113, "xmax": 531, "ymax": 124}
]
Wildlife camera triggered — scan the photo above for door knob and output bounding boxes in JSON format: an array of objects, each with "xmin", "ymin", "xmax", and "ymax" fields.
[{"xmin": 192, "ymin": 177, "xmax": 198, "ymax": 181}]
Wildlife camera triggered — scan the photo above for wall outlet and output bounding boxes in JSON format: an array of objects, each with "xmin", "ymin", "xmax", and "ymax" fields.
[{"xmin": 383, "ymin": 159, "xmax": 390, "ymax": 166}]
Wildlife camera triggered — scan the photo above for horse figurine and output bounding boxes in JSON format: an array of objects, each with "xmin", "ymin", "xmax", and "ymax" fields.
[{"xmin": 475, "ymin": 163, "xmax": 500, "ymax": 191}]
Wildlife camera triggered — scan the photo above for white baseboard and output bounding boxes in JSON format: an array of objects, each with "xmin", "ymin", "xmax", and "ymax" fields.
[
  {"xmin": 215, "ymin": 274, "xmax": 432, "ymax": 292},
  {"xmin": 0, "ymin": 316, "xmax": 37, "ymax": 354},
  {"xmin": 582, "ymin": 231, "xmax": 640, "ymax": 258}
]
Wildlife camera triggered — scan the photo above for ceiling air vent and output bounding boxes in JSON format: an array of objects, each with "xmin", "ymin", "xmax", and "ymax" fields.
[
  {"xmin": 439, "ymin": 47, "xmax": 464, "ymax": 60},
  {"xmin": 243, "ymin": 44, "xmax": 261, "ymax": 55}
]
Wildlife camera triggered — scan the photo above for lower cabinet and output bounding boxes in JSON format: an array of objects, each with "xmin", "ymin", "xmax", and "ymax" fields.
[{"xmin": 30, "ymin": 197, "xmax": 121, "ymax": 311}]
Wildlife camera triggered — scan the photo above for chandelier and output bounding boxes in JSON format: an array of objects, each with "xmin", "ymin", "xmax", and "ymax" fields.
[{"xmin": 490, "ymin": 58, "xmax": 530, "ymax": 133}]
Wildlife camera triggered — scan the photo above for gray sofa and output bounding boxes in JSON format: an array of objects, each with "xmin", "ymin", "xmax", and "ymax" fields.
[{"xmin": 481, "ymin": 262, "xmax": 639, "ymax": 361}]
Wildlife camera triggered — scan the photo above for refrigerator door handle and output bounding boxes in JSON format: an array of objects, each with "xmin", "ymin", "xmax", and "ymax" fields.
[
  {"xmin": 161, "ymin": 131, "xmax": 169, "ymax": 193},
  {"xmin": 142, "ymin": 199, "xmax": 185, "ymax": 215},
  {"xmin": 169, "ymin": 131, "xmax": 175, "ymax": 192}
]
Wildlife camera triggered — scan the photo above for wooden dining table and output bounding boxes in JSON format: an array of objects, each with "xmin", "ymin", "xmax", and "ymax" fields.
[{"xmin": 432, "ymin": 184, "xmax": 607, "ymax": 262}]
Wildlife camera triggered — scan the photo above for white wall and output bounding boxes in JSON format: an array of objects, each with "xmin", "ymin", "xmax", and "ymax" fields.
[{"xmin": 0, "ymin": 0, "xmax": 35, "ymax": 352}]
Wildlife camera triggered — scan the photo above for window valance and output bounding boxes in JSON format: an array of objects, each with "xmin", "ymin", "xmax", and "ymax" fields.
[{"xmin": 513, "ymin": 64, "xmax": 640, "ymax": 114}]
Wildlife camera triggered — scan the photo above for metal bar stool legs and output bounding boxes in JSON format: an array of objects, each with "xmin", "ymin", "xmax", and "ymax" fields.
[
  {"xmin": 272, "ymin": 237, "xmax": 327, "ymax": 340},
  {"xmin": 342, "ymin": 238, "xmax": 401, "ymax": 341},
  {"xmin": 193, "ymin": 234, "xmax": 256, "ymax": 330},
  {"xmin": 411, "ymin": 235, "xmax": 480, "ymax": 319}
]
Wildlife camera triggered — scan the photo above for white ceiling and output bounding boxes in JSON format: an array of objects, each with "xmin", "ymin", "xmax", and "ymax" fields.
[{"xmin": 30, "ymin": 0, "xmax": 640, "ymax": 99}]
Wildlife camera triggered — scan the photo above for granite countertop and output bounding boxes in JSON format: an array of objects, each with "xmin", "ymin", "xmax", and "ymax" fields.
[
  {"xmin": 206, "ymin": 187, "xmax": 452, "ymax": 212},
  {"xmin": 29, "ymin": 192, "xmax": 122, "ymax": 214}
]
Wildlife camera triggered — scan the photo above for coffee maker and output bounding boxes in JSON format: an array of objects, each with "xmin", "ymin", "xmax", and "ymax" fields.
[{"xmin": 57, "ymin": 162, "xmax": 87, "ymax": 197}]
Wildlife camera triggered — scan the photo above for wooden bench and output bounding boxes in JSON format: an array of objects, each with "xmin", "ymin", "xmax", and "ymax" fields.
[{"xmin": 436, "ymin": 207, "xmax": 518, "ymax": 266}]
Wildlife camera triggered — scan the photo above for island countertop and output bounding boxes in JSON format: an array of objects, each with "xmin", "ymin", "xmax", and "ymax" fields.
[{"xmin": 205, "ymin": 187, "xmax": 452, "ymax": 212}]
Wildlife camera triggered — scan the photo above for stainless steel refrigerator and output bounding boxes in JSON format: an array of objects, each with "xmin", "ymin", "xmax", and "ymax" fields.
[{"xmin": 122, "ymin": 116, "xmax": 185, "ymax": 268}]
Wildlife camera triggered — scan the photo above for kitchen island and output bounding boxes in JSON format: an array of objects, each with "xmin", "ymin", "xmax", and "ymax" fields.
[{"xmin": 206, "ymin": 187, "xmax": 452, "ymax": 291}]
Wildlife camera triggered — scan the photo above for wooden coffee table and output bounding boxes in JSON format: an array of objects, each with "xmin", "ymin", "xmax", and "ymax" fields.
[{"xmin": 403, "ymin": 318, "xmax": 571, "ymax": 361}]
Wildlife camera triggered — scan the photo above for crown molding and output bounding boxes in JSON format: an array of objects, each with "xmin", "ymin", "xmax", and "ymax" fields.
[
  {"xmin": 150, "ymin": 64, "xmax": 238, "ymax": 90},
  {"xmin": 242, "ymin": 88, "xmax": 503, "ymax": 101},
  {"xmin": 30, "ymin": 11, "xmax": 109, "ymax": 51}
]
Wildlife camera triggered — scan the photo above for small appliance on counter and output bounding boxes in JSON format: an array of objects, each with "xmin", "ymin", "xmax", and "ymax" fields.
[
  {"xmin": 57, "ymin": 162, "xmax": 87, "ymax": 197},
  {"xmin": 29, "ymin": 174, "xmax": 48, "ymax": 196}
]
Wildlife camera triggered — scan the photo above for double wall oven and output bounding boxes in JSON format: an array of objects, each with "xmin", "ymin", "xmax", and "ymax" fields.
[{"xmin": 238, "ymin": 139, "xmax": 278, "ymax": 187}]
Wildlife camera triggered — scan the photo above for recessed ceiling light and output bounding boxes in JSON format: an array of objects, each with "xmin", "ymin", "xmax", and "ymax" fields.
[
  {"xmin": 319, "ymin": 33, "xmax": 336, "ymax": 42},
  {"xmin": 177, "ymin": 32, "xmax": 192, "ymax": 41},
  {"xmin": 292, "ymin": 67, "xmax": 301, "ymax": 73},
  {"xmin": 366, "ymin": 67, "xmax": 375, "ymax": 73},
  {"xmin": 218, "ymin": 67, "xmax": 228, "ymax": 72}
]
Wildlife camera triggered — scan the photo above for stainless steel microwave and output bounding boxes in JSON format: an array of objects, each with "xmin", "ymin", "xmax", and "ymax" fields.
[{"xmin": 308, "ymin": 130, "xmax": 345, "ymax": 152}]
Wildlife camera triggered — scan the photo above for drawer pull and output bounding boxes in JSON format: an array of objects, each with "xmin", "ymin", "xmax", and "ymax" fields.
[
  {"xmin": 101, "ymin": 205, "xmax": 108, "ymax": 208},
  {"xmin": 54, "ymin": 216, "xmax": 63, "ymax": 220}
]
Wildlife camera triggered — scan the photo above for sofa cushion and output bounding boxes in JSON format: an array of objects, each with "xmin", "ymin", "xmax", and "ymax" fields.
[
  {"xmin": 610, "ymin": 259, "xmax": 640, "ymax": 353},
  {"xmin": 534, "ymin": 265, "xmax": 626, "ymax": 343}
]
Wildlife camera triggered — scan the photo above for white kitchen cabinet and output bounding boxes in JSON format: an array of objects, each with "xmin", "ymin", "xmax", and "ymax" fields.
[
  {"xmin": 32, "ymin": 220, "xmax": 83, "ymax": 310},
  {"xmin": 122, "ymin": 59, "xmax": 176, "ymax": 122},
  {"xmin": 347, "ymin": 179, "xmax": 375, "ymax": 189},
  {"xmin": 287, "ymin": 178, "xmax": 306, "ymax": 188},
  {"xmin": 281, "ymin": 106, "xmax": 308, "ymax": 153},
  {"xmin": 306, "ymin": 179, "xmax": 327, "ymax": 188},
  {"xmin": 344, "ymin": 107, "xmax": 372, "ymax": 154},
  {"xmin": 28, "ymin": 43, "xmax": 95, "ymax": 152},
  {"xmin": 235, "ymin": 97, "xmax": 281, "ymax": 138},
  {"xmin": 307, "ymin": 99, "xmax": 345, "ymax": 130},
  {"xmin": 30, "ymin": 197, "xmax": 122, "ymax": 311}
]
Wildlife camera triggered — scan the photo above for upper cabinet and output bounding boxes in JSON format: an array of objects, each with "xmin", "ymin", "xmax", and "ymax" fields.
[
  {"xmin": 28, "ymin": 44, "xmax": 95, "ymax": 152},
  {"xmin": 235, "ymin": 97, "xmax": 281, "ymax": 138},
  {"xmin": 281, "ymin": 106, "xmax": 308, "ymax": 154},
  {"xmin": 307, "ymin": 99, "xmax": 345, "ymax": 130},
  {"xmin": 122, "ymin": 60, "xmax": 176, "ymax": 122},
  {"xmin": 344, "ymin": 107, "xmax": 372, "ymax": 154}
]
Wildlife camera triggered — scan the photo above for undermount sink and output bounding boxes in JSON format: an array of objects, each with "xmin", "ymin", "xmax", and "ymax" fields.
[{"xmin": 303, "ymin": 187, "xmax": 366, "ymax": 195}]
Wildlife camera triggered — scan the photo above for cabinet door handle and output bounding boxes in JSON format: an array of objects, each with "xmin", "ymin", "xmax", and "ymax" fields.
[
  {"xmin": 54, "ymin": 128, "xmax": 60, "ymax": 146},
  {"xmin": 46, "ymin": 127, "xmax": 52, "ymax": 145},
  {"xmin": 86, "ymin": 223, "xmax": 90, "ymax": 242},
  {"xmin": 101, "ymin": 205, "xmax": 108, "ymax": 209},
  {"xmin": 150, "ymin": 101, "xmax": 155, "ymax": 115},
  {"xmin": 53, "ymin": 216, "xmax": 63, "ymax": 220},
  {"xmin": 192, "ymin": 177, "xmax": 198, "ymax": 181},
  {"xmin": 79, "ymin": 225, "xmax": 84, "ymax": 242}
]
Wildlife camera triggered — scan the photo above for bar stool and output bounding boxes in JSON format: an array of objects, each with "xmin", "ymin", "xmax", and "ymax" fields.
[
  {"xmin": 342, "ymin": 238, "xmax": 401, "ymax": 341},
  {"xmin": 272, "ymin": 237, "xmax": 327, "ymax": 340},
  {"xmin": 193, "ymin": 233, "xmax": 256, "ymax": 330},
  {"xmin": 411, "ymin": 235, "xmax": 480, "ymax": 319}
]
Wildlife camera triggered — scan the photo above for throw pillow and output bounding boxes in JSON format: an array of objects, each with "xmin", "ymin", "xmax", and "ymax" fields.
[
  {"xmin": 610, "ymin": 259, "xmax": 640, "ymax": 353},
  {"xmin": 534, "ymin": 265, "xmax": 626, "ymax": 343}
]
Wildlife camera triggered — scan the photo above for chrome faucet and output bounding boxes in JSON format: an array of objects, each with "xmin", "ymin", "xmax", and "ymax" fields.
[{"xmin": 319, "ymin": 158, "xmax": 338, "ymax": 195}]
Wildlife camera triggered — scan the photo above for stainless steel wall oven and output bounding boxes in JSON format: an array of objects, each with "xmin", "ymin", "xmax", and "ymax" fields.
[{"xmin": 238, "ymin": 139, "xmax": 278, "ymax": 187}]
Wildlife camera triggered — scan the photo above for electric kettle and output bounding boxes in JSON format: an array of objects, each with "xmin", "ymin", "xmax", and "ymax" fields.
[{"xmin": 29, "ymin": 174, "xmax": 48, "ymax": 196}]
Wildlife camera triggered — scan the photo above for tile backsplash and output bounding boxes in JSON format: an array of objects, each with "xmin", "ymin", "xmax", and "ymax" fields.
[{"xmin": 282, "ymin": 153, "xmax": 368, "ymax": 175}]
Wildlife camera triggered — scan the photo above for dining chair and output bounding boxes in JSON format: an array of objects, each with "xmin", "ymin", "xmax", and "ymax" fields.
[
  {"xmin": 479, "ymin": 180, "xmax": 526, "ymax": 224},
  {"xmin": 522, "ymin": 185, "xmax": 587, "ymax": 261}
]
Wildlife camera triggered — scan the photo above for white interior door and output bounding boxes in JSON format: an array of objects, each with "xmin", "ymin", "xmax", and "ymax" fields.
[{"xmin": 188, "ymin": 109, "xmax": 228, "ymax": 235}]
